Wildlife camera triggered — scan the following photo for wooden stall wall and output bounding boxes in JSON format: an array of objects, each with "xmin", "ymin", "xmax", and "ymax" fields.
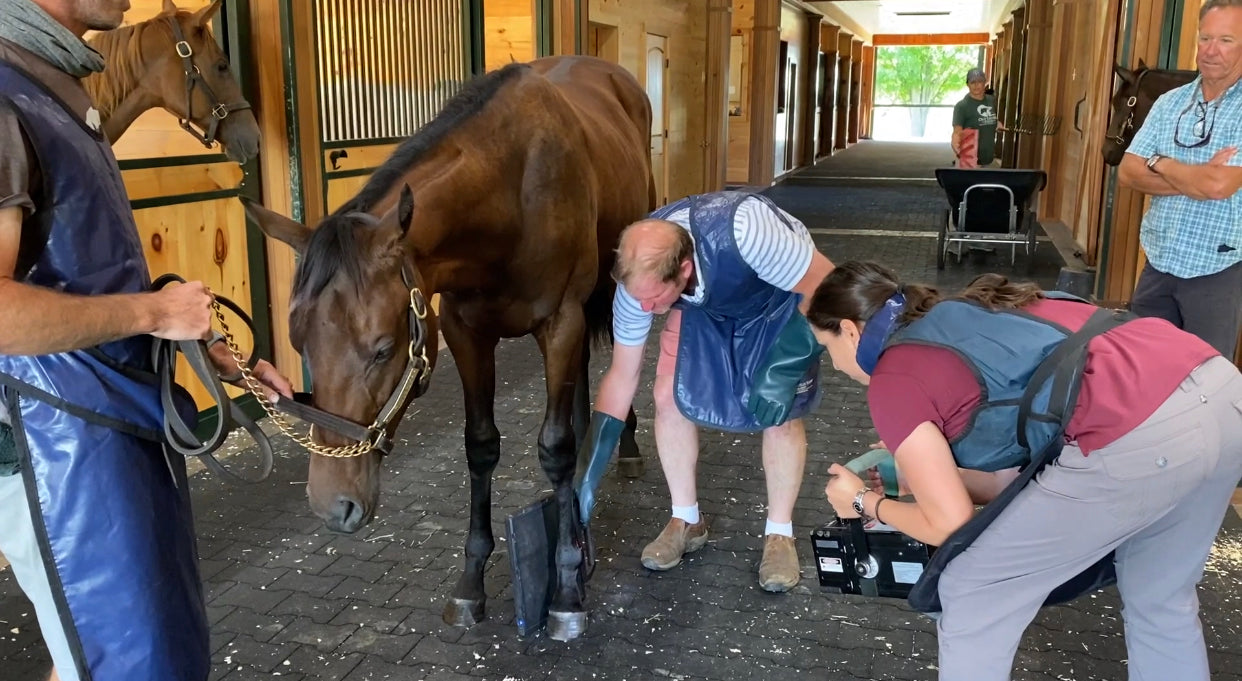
[
  {"xmin": 248, "ymin": 0, "xmax": 301, "ymax": 390},
  {"xmin": 311, "ymin": 0, "xmax": 470, "ymax": 216},
  {"xmin": 1008, "ymin": 0, "xmax": 1120, "ymax": 282},
  {"xmin": 1098, "ymin": 0, "xmax": 1168, "ymax": 302},
  {"xmin": 848, "ymin": 38, "xmax": 862, "ymax": 144},
  {"xmin": 859, "ymin": 44, "xmax": 874, "ymax": 139},
  {"xmin": 727, "ymin": 1, "xmax": 757, "ymax": 184},
  {"xmin": 704, "ymin": 0, "xmax": 733, "ymax": 191},
  {"xmin": 775, "ymin": 4, "xmax": 809, "ymax": 177},
  {"xmin": 105, "ymin": 0, "xmax": 259, "ymax": 408},
  {"xmin": 484, "ymin": 0, "xmax": 537, "ymax": 72},
  {"xmin": 817, "ymin": 22, "xmax": 840, "ymax": 159},
  {"xmin": 590, "ymin": 0, "xmax": 709, "ymax": 203},
  {"xmin": 834, "ymin": 31, "xmax": 852, "ymax": 151}
]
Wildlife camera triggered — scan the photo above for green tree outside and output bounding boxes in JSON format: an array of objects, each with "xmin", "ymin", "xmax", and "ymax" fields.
[{"xmin": 875, "ymin": 45, "xmax": 982, "ymax": 136}]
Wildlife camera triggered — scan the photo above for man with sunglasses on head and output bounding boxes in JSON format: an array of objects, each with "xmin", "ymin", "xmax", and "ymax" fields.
[{"xmin": 1119, "ymin": 0, "xmax": 1242, "ymax": 358}]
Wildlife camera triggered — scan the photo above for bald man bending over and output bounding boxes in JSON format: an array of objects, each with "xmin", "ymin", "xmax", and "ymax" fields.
[{"xmin": 575, "ymin": 191, "xmax": 834, "ymax": 592}]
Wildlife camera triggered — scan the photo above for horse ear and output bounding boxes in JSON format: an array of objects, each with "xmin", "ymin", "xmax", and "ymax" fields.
[
  {"xmin": 162, "ymin": 0, "xmax": 178, "ymax": 13},
  {"xmin": 241, "ymin": 198, "xmax": 311, "ymax": 254},
  {"xmin": 192, "ymin": 0, "xmax": 225, "ymax": 26},
  {"xmin": 397, "ymin": 185, "xmax": 415, "ymax": 238},
  {"xmin": 1114, "ymin": 64, "xmax": 1136, "ymax": 84},
  {"xmin": 1136, "ymin": 58, "xmax": 1148, "ymax": 70}
]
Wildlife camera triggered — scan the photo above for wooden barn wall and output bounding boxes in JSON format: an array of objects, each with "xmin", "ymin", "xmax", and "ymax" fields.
[
  {"xmin": 1003, "ymin": 0, "xmax": 1119, "ymax": 276},
  {"xmin": 590, "ymin": 0, "xmax": 709, "ymax": 203},
  {"xmin": 834, "ymin": 30, "xmax": 852, "ymax": 151},
  {"xmin": 704, "ymin": 0, "xmax": 733, "ymax": 191},
  {"xmin": 817, "ymin": 22, "xmax": 840, "ymax": 159},
  {"xmin": 104, "ymin": 0, "xmax": 258, "ymax": 408},
  {"xmin": 727, "ymin": 1, "xmax": 757, "ymax": 184},
  {"xmin": 859, "ymin": 44, "xmax": 874, "ymax": 139},
  {"xmin": 1099, "ymin": 0, "xmax": 1170, "ymax": 303},
  {"xmin": 249, "ymin": 0, "xmax": 302, "ymax": 389},
  {"xmin": 484, "ymin": 0, "xmax": 537, "ymax": 72},
  {"xmin": 775, "ymin": 5, "xmax": 809, "ymax": 176}
]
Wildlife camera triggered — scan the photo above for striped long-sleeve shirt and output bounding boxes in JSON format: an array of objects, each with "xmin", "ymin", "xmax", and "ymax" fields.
[{"xmin": 612, "ymin": 196, "xmax": 816, "ymax": 346}]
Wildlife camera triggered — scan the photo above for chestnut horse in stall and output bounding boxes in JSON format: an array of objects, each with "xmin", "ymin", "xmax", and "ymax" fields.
[
  {"xmin": 243, "ymin": 56, "xmax": 653, "ymax": 640},
  {"xmin": 1102, "ymin": 61, "xmax": 1198, "ymax": 166},
  {"xmin": 85, "ymin": 0, "xmax": 260, "ymax": 163}
]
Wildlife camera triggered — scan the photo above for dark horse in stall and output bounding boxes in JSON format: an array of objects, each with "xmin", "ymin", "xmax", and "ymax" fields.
[
  {"xmin": 243, "ymin": 56, "xmax": 653, "ymax": 641},
  {"xmin": 1102, "ymin": 60, "xmax": 1198, "ymax": 165}
]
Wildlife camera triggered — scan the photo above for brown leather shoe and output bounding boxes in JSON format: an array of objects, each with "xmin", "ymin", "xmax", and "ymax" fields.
[
  {"xmin": 640, "ymin": 516, "xmax": 709, "ymax": 570},
  {"xmin": 758, "ymin": 534, "xmax": 800, "ymax": 592}
]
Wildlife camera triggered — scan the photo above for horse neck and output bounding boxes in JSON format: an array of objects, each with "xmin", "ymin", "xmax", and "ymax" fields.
[
  {"xmin": 373, "ymin": 153, "xmax": 480, "ymax": 296},
  {"xmin": 84, "ymin": 24, "xmax": 162, "ymax": 143}
]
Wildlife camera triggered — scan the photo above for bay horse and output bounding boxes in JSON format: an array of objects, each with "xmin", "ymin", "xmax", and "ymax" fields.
[
  {"xmin": 84, "ymin": 0, "xmax": 259, "ymax": 163},
  {"xmin": 243, "ymin": 55, "xmax": 652, "ymax": 640},
  {"xmin": 1102, "ymin": 61, "xmax": 1197, "ymax": 166}
]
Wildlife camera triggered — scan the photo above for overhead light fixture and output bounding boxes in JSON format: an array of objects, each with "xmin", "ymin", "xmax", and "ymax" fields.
[{"xmin": 894, "ymin": 11, "xmax": 952, "ymax": 16}]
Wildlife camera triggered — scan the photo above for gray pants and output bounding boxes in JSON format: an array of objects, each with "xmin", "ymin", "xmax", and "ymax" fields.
[
  {"xmin": 937, "ymin": 356, "xmax": 1242, "ymax": 681},
  {"xmin": 1131, "ymin": 261, "xmax": 1242, "ymax": 358}
]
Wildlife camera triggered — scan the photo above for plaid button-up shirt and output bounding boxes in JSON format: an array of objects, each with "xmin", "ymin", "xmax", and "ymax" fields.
[{"xmin": 1127, "ymin": 76, "xmax": 1242, "ymax": 279}]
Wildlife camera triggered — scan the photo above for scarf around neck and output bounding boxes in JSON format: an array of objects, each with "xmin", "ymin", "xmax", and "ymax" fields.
[{"xmin": 0, "ymin": 0, "xmax": 105, "ymax": 78}]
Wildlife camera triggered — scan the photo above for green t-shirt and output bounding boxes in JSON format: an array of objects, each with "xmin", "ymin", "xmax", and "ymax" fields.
[{"xmin": 953, "ymin": 94, "xmax": 999, "ymax": 164}]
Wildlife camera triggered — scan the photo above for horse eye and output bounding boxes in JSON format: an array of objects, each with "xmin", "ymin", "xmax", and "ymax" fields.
[
  {"xmin": 371, "ymin": 340, "xmax": 395, "ymax": 365},
  {"xmin": 216, "ymin": 60, "xmax": 230, "ymax": 74}
]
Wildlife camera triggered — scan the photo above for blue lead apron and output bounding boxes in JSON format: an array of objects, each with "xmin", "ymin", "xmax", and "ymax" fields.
[
  {"xmin": 658, "ymin": 192, "xmax": 821, "ymax": 432},
  {"xmin": 0, "ymin": 60, "xmax": 208, "ymax": 681}
]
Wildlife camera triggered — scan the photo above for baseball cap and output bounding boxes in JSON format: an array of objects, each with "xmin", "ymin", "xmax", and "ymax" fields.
[{"xmin": 966, "ymin": 68, "xmax": 987, "ymax": 83}]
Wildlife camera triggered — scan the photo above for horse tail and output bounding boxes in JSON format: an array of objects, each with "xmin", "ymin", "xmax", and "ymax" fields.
[{"xmin": 583, "ymin": 279, "xmax": 616, "ymax": 351}]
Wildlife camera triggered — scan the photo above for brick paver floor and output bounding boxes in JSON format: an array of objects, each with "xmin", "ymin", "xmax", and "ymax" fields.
[{"xmin": 3, "ymin": 142, "xmax": 1239, "ymax": 680}]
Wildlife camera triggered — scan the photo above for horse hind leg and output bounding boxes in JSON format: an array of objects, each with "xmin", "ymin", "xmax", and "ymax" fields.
[
  {"xmin": 617, "ymin": 408, "xmax": 643, "ymax": 478},
  {"xmin": 439, "ymin": 302, "xmax": 500, "ymax": 628}
]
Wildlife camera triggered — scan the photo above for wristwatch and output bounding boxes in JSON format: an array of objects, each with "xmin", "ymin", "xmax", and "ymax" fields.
[
  {"xmin": 1146, "ymin": 154, "xmax": 1165, "ymax": 173},
  {"xmin": 852, "ymin": 488, "xmax": 871, "ymax": 518}
]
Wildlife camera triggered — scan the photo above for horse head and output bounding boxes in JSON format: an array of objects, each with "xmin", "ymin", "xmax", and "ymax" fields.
[
  {"xmin": 1102, "ymin": 61, "xmax": 1149, "ymax": 166},
  {"xmin": 243, "ymin": 186, "xmax": 439, "ymax": 533},
  {"xmin": 87, "ymin": 0, "xmax": 261, "ymax": 163},
  {"xmin": 1102, "ymin": 61, "xmax": 1198, "ymax": 166}
]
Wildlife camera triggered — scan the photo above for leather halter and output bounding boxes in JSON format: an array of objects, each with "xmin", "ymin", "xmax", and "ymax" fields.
[
  {"xmin": 166, "ymin": 16, "xmax": 251, "ymax": 149},
  {"xmin": 1107, "ymin": 69, "xmax": 1152, "ymax": 147},
  {"xmin": 274, "ymin": 262, "xmax": 434, "ymax": 457}
]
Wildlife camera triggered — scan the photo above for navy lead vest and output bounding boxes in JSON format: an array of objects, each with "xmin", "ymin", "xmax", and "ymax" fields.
[
  {"xmin": 886, "ymin": 292, "xmax": 1093, "ymax": 472},
  {"xmin": 886, "ymin": 293, "xmax": 1137, "ymax": 613},
  {"xmin": 0, "ymin": 60, "xmax": 207, "ymax": 680},
  {"xmin": 655, "ymin": 191, "xmax": 820, "ymax": 432}
]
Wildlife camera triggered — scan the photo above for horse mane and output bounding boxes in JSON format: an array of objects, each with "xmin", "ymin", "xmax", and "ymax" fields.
[
  {"xmin": 83, "ymin": 13, "xmax": 175, "ymax": 119},
  {"xmin": 290, "ymin": 212, "xmax": 377, "ymax": 309},
  {"xmin": 334, "ymin": 62, "xmax": 531, "ymax": 216}
]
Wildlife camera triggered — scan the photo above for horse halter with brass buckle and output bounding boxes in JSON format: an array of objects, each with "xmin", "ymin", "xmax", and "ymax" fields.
[
  {"xmin": 166, "ymin": 17, "xmax": 252, "ymax": 149},
  {"xmin": 218, "ymin": 263, "xmax": 433, "ymax": 459}
]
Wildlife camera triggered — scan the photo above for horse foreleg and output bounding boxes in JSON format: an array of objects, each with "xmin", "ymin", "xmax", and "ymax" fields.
[
  {"xmin": 573, "ymin": 336, "xmax": 591, "ymax": 449},
  {"xmin": 440, "ymin": 302, "xmax": 500, "ymax": 628},
  {"xmin": 535, "ymin": 302, "xmax": 590, "ymax": 641}
]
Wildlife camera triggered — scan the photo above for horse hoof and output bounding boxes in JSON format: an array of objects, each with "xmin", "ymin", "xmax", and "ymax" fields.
[
  {"xmin": 442, "ymin": 598, "xmax": 485, "ymax": 627},
  {"xmin": 617, "ymin": 456, "xmax": 644, "ymax": 478},
  {"xmin": 547, "ymin": 609, "xmax": 588, "ymax": 641}
]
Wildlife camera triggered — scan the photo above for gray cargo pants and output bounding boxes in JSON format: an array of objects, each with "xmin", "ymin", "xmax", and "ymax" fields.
[{"xmin": 936, "ymin": 356, "xmax": 1242, "ymax": 681}]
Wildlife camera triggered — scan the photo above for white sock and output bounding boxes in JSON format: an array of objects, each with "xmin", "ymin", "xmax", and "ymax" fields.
[
  {"xmin": 765, "ymin": 519, "xmax": 793, "ymax": 537},
  {"xmin": 672, "ymin": 504, "xmax": 700, "ymax": 525}
]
